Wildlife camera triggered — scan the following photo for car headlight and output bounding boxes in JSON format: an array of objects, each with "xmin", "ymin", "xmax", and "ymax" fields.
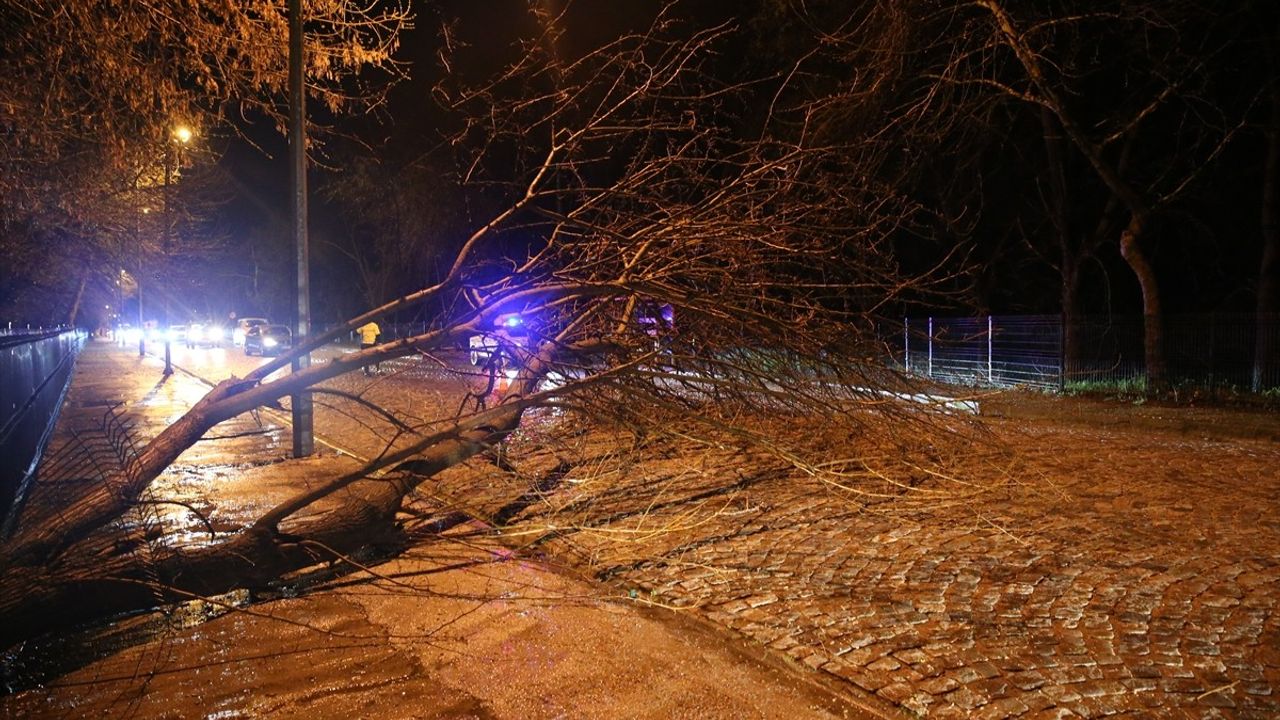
[
  {"xmin": 210, "ymin": 327, "xmax": 224, "ymax": 341},
  {"xmin": 263, "ymin": 337, "xmax": 278, "ymax": 348}
]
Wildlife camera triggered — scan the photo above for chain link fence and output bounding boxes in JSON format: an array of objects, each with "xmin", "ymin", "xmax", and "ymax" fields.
[{"xmin": 897, "ymin": 313, "xmax": 1280, "ymax": 394}]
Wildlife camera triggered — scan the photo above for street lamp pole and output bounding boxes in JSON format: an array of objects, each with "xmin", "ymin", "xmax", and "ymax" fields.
[
  {"xmin": 137, "ymin": 208, "xmax": 148, "ymax": 358},
  {"xmin": 161, "ymin": 126, "xmax": 192, "ymax": 376},
  {"xmin": 289, "ymin": 0, "xmax": 314, "ymax": 457},
  {"xmin": 162, "ymin": 141, "xmax": 174, "ymax": 376}
]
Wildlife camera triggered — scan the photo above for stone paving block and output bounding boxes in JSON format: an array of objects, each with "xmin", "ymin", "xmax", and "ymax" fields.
[
  {"xmin": 1039, "ymin": 684, "xmax": 1083, "ymax": 704},
  {"xmin": 1019, "ymin": 691, "xmax": 1057, "ymax": 713},
  {"xmin": 1047, "ymin": 664, "xmax": 1103, "ymax": 685},
  {"xmin": 744, "ymin": 592, "xmax": 779, "ymax": 608},
  {"xmin": 1008, "ymin": 669, "xmax": 1048, "ymax": 691},
  {"xmin": 830, "ymin": 646, "xmax": 878, "ymax": 668},
  {"xmin": 1121, "ymin": 676, "xmax": 1159, "ymax": 693},
  {"xmin": 876, "ymin": 681, "xmax": 916, "ymax": 706},
  {"xmin": 918, "ymin": 675, "xmax": 960, "ymax": 695},
  {"xmin": 942, "ymin": 685, "xmax": 988, "ymax": 711},
  {"xmin": 1159, "ymin": 676, "xmax": 1208, "ymax": 694},
  {"xmin": 908, "ymin": 659, "xmax": 944, "ymax": 679},
  {"xmin": 893, "ymin": 647, "xmax": 931, "ymax": 665},
  {"xmin": 716, "ymin": 599, "xmax": 749, "ymax": 614},
  {"xmin": 928, "ymin": 704, "xmax": 972, "ymax": 720},
  {"xmin": 801, "ymin": 652, "xmax": 826, "ymax": 669},
  {"xmin": 848, "ymin": 668, "xmax": 897, "ymax": 694},
  {"xmin": 865, "ymin": 655, "xmax": 901, "ymax": 672},
  {"xmin": 1024, "ymin": 708, "xmax": 1082, "ymax": 719},
  {"xmin": 768, "ymin": 635, "xmax": 800, "ymax": 652},
  {"xmin": 972, "ymin": 695, "xmax": 1031, "ymax": 719}
]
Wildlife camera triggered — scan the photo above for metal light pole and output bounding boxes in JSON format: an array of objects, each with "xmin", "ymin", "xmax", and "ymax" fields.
[
  {"xmin": 138, "ymin": 208, "xmax": 149, "ymax": 358},
  {"xmin": 160, "ymin": 127, "xmax": 192, "ymax": 376},
  {"xmin": 162, "ymin": 141, "xmax": 174, "ymax": 376},
  {"xmin": 290, "ymin": 0, "xmax": 314, "ymax": 457}
]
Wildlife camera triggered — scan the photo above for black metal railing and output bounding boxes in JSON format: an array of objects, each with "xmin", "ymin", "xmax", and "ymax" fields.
[
  {"xmin": 0, "ymin": 329, "xmax": 87, "ymax": 528},
  {"xmin": 898, "ymin": 313, "xmax": 1280, "ymax": 394}
]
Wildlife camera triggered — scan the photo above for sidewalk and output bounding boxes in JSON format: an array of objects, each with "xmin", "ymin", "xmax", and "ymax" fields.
[{"xmin": 2, "ymin": 339, "xmax": 889, "ymax": 719}]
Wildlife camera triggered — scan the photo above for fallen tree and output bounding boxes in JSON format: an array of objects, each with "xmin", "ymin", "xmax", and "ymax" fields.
[{"xmin": 0, "ymin": 6, "xmax": 980, "ymax": 649}]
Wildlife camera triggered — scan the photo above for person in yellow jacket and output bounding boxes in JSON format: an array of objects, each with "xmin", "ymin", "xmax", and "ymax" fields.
[{"xmin": 356, "ymin": 320, "xmax": 381, "ymax": 375}]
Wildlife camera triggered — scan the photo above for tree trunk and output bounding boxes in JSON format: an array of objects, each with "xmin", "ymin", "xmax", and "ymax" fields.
[
  {"xmin": 0, "ymin": 400, "xmax": 522, "ymax": 648},
  {"xmin": 0, "ymin": 336, "xmax": 547, "ymax": 648},
  {"xmin": 1255, "ymin": 80, "xmax": 1279, "ymax": 392},
  {"xmin": 66, "ymin": 274, "xmax": 88, "ymax": 327},
  {"xmin": 0, "ymin": 473, "xmax": 408, "ymax": 649},
  {"xmin": 1041, "ymin": 107, "xmax": 1085, "ymax": 375},
  {"xmin": 1118, "ymin": 213, "xmax": 1166, "ymax": 390},
  {"xmin": 1061, "ymin": 261, "xmax": 1082, "ymax": 380}
]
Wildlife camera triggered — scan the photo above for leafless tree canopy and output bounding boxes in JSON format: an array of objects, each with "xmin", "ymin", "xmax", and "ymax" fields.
[
  {"xmin": 0, "ymin": 5, "xmax": 989, "ymax": 647},
  {"xmin": 0, "ymin": 0, "xmax": 411, "ymax": 321}
]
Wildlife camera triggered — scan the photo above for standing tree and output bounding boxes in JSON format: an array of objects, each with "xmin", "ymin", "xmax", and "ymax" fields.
[
  {"xmin": 925, "ymin": 0, "xmax": 1257, "ymax": 388},
  {"xmin": 323, "ymin": 152, "xmax": 465, "ymax": 312},
  {"xmin": 1256, "ymin": 18, "xmax": 1280, "ymax": 391}
]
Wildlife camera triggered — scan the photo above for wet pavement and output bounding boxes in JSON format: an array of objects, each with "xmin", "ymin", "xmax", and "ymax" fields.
[
  {"xmin": 3, "ymin": 339, "xmax": 885, "ymax": 719},
  {"xmin": 7, "ymin": 338, "xmax": 1280, "ymax": 718}
]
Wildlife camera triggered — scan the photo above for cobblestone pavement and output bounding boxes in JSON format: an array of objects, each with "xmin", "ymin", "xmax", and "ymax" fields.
[
  {"xmin": 480, "ymin": 412, "xmax": 1279, "ymax": 718},
  {"xmin": 300, "ymin": 355, "xmax": 1280, "ymax": 718}
]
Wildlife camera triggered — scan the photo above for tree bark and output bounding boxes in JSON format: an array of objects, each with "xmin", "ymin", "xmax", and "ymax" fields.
[
  {"xmin": 1060, "ymin": 261, "xmax": 1082, "ymax": 379},
  {"xmin": 1118, "ymin": 212, "xmax": 1166, "ymax": 389},
  {"xmin": 0, "ymin": 337, "xmax": 549, "ymax": 648},
  {"xmin": 1041, "ymin": 107, "xmax": 1083, "ymax": 373},
  {"xmin": 66, "ymin": 274, "xmax": 88, "ymax": 327},
  {"xmin": 1255, "ymin": 79, "xmax": 1279, "ymax": 392}
]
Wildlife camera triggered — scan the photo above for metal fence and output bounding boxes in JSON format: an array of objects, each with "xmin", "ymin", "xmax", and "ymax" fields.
[
  {"xmin": 899, "ymin": 313, "xmax": 1280, "ymax": 394},
  {"xmin": 1, "ymin": 329, "xmax": 88, "ymax": 526}
]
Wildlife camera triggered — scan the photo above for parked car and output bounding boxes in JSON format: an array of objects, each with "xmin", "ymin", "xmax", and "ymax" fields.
[
  {"xmin": 243, "ymin": 324, "xmax": 292, "ymax": 356},
  {"xmin": 232, "ymin": 317, "xmax": 269, "ymax": 346}
]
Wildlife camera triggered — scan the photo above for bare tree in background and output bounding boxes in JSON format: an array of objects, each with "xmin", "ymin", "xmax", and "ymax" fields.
[
  {"xmin": 0, "ymin": 9, "xmax": 983, "ymax": 646},
  {"xmin": 323, "ymin": 153, "xmax": 465, "ymax": 312},
  {"xmin": 925, "ymin": 0, "xmax": 1256, "ymax": 389},
  {"xmin": 0, "ymin": 0, "xmax": 411, "ymax": 321},
  {"xmin": 1257, "ymin": 21, "xmax": 1280, "ymax": 392}
]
